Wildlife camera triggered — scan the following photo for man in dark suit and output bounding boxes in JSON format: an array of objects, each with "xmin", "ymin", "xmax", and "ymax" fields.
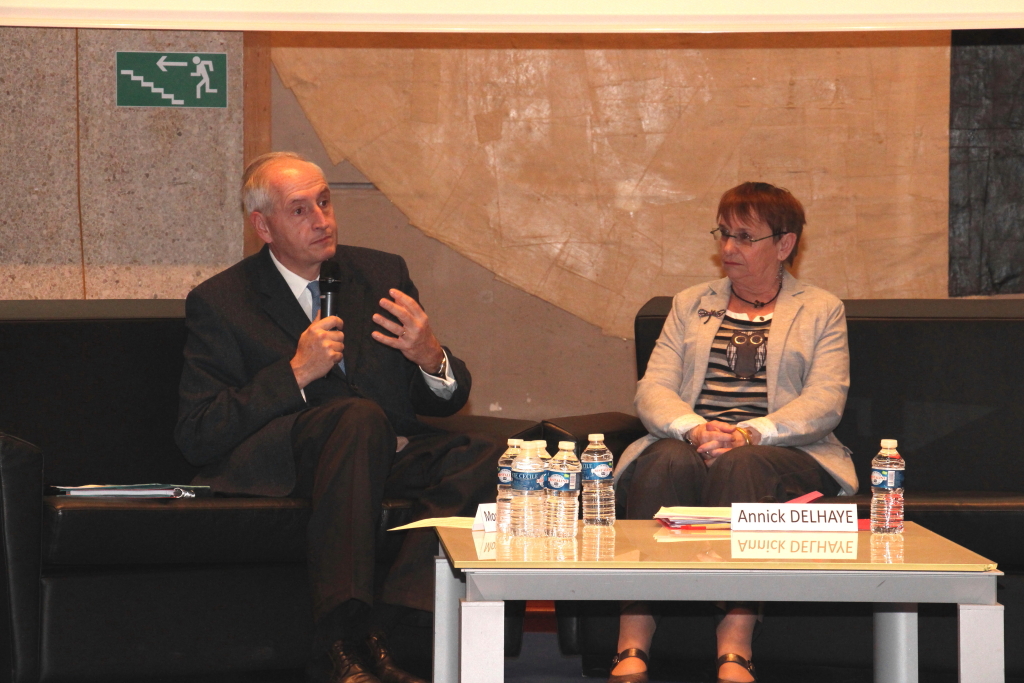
[{"xmin": 175, "ymin": 152, "xmax": 500, "ymax": 683}]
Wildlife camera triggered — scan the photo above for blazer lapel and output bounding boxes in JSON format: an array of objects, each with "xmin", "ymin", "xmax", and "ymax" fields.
[
  {"xmin": 254, "ymin": 247, "xmax": 312, "ymax": 343},
  {"xmin": 687, "ymin": 278, "xmax": 731, "ymax": 403},
  {"xmin": 765, "ymin": 271, "xmax": 803, "ymax": 410}
]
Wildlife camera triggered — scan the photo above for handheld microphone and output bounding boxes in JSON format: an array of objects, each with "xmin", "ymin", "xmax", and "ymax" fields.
[{"xmin": 319, "ymin": 260, "xmax": 342, "ymax": 321}]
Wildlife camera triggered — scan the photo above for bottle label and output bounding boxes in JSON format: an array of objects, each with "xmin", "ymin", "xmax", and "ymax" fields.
[
  {"xmin": 545, "ymin": 472, "xmax": 580, "ymax": 492},
  {"xmin": 870, "ymin": 468, "xmax": 905, "ymax": 489},
  {"xmin": 512, "ymin": 470, "xmax": 543, "ymax": 491},
  {"xmin": 497, "ymin": 466, "xmax": 512, "ymax": 485},
  {"xmin": 582, "ymin": 460, "xmax": 613, "ymax": 481}
]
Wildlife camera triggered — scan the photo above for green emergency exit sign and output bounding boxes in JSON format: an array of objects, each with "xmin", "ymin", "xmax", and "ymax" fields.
[{"xmin": 116, "ymin": 52, "xmax": 227, "ymax": 108}]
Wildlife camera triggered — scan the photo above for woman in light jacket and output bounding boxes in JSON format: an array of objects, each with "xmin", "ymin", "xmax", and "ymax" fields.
[{"xmin": 608, "ymin": 182, "xmax": 856, "ymax": 683}]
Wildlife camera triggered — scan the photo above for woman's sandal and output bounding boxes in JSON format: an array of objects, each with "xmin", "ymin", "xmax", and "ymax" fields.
[
  {"xmin": 716, "ymin": 652, "xmax": 757, "ymax": 683},
  {"xmin": 607, "ymin": 647, "xmax": 650, "ymax": 683}
]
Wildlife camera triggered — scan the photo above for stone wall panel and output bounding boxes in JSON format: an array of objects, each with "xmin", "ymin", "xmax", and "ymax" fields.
[
  {"xmin": 77, "ymin": 29, "xmax": 243, "ymax": 299},
  {"xmin": 0, "ymin": 28, "xmax": 82, "ymax": 299}
]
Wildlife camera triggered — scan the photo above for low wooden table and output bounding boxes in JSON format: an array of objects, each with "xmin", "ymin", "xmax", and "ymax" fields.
[{"xmin": 433, "ymin": 520, "xmax": 1002, "ymax": 683}]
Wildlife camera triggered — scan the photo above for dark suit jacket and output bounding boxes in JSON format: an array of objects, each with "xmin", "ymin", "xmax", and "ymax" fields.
[{"xmin": 174, "ymin": 245, "xmax": 471, "ymax": 496}]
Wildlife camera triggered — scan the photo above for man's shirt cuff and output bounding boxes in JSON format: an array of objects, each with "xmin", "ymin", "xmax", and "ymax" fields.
[{"xmin": 420, "ymin": 349, "xmax": 457, "ymax": 399}]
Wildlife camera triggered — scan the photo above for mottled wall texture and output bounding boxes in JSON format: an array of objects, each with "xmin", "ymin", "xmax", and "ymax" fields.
[
  {"xmin": 272, "ymin": 32, "xmax": 951, "ymax": 339},
  {"xmin": 949, "ymin": 30, "xmax": 1024, "ymax": 297},
  {"xmin": 0, "ymin": 28, "xmax": 243, "ymax": 299}
]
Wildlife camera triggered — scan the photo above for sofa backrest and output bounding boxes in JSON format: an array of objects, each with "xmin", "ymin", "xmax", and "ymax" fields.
[
  {"xmin": 633, "ymin": 297, "xmax": 1024, "ymax": 493},
  {"xmin": 0, "ymin": 300, "xmax": 199, "ymax": 486}
]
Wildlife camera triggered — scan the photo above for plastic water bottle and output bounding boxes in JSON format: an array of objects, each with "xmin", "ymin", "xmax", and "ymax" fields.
[
  {"xmin": 535, "ymin": 440, "xmax": 552, "ymax": 459},
  {"xmin": 510, "ymin": 441, "xmax": 546, "ymax": 537},
  {"xmin": 581, "ymin": 434, "xmax": 615, "ymax": 526},
  {"xmin": 870, "ymin": 438, "xmax": 904, "ymax": 534},
  {"xmin": 545, "ymin": 440, "xmax": 581, "ymax": 538},
  {"xmin": 496, "ymin": 439, "xmax": 522, "ymax": 533}
]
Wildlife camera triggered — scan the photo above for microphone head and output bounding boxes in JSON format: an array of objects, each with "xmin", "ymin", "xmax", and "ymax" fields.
[{"xmin": 319, "ymin": 259, "xmax": 342, "ymax": 291}]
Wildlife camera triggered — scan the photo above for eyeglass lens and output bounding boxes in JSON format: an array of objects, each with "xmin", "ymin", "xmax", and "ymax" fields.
[{"xmin": 713, "ymin": 228, "xmax": 753, "ymax": 246}]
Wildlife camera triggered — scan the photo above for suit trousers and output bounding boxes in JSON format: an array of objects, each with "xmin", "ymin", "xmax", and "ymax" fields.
[
  {"xmin": 617, "ymin": 438, "xmax": 841, "ymax": 521},
  {"xmin": 291, "ymin": 397, "xmax": 502, "ymax": 618}
]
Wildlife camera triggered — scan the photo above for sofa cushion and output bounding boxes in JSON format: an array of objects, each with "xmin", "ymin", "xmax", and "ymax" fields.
[{"xmin": 43, "ymin": 496, "xmax": 311, "ymax": 565}]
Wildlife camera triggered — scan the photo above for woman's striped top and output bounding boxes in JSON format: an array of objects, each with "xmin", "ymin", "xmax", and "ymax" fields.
[{"xmin": 694, "ymin": 311, "xmax": 773, "ymax": 424}]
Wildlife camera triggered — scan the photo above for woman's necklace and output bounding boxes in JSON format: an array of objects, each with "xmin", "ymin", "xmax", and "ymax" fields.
[{"xmin": 733, "ymin": 281, "xmax": 782, "ymax": 309}]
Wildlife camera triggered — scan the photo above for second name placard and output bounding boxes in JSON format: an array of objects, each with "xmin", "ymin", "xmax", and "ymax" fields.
[{"xmin": 731, "ymin": 503, "xmax": 858, "ymax": 532}]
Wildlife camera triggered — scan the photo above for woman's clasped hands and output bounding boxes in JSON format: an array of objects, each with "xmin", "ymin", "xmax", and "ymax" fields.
[{"xmin": 686, "ymin": 421, "xmax": 761, "ymax": 465}]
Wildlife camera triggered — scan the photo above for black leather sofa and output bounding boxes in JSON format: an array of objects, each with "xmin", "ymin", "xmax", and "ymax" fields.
[
  {"xmin": 0, "ymin": 300, "xmax": 536, "ymax": 683},
  {"xmin": 545, "ymin": 297, "xmax": 1024, "ymax": 679}
]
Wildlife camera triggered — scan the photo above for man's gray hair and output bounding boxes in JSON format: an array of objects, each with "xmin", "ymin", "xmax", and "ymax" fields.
[{"xmin": 241, "ymin": 151, "xmax": 325, "ymax": 216}]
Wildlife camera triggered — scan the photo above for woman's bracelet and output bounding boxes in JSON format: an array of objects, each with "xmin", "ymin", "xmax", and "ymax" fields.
[{"xmin": 735, "ymin": 426, "xmax": 752, "ymax": 447}]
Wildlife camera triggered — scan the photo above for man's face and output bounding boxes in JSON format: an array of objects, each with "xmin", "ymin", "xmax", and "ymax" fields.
[{"xmin": 251, "ymin": 159, "xmax": 337, "ymax": 279}]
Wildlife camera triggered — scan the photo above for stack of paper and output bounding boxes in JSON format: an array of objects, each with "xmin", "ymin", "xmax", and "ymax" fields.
[{"xmin": 654, "ymin": 506, "xmax": 732, "ymax": 530}]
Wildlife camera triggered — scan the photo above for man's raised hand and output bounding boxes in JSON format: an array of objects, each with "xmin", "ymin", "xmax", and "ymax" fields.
[
  {"xmin": 290, "ymin": 314, "xmax": 344, "ymax": 389},
  {"xmin": 371, "ymin": 289, "xmax": 445, "ymax": 374}
]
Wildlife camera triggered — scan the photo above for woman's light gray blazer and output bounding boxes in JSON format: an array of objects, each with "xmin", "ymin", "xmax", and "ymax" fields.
[{"xmin": 614, "ymin": 272, "xmax": 858, "ymax": 496}]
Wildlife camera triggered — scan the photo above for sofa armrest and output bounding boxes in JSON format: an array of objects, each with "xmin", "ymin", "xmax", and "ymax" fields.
[
  {"xmin": 539, "ymin": 412, "xmax": 647, "ymax": 463},
  {"xmin": 0, "ymin": 433, "xmax": 43, "ymax": 683}
]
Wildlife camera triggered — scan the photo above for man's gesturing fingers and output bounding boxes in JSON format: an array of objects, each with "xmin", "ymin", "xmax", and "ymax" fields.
[
  {"xmin": 290, "ymin": 315, "xmax": 345, "ymax": 389},
  {"xmin": 371, "ymin": 289, "xmax": 445, "ymax": 372}
]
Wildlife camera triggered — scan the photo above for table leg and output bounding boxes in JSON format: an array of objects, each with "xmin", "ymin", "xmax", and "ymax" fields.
[
  {"xmin": 958, "ymin": 603, "xmax": 1004, "ymax": 683},
  {"xmin": 874, "ymin": 602, "xmax": 918, "ymax": 683},
  {"xmin": 459, "ymin": 599, "xmax": 504, "ymax": 683},
  {"xmin": 434, "ymin": 555, "xmax": 465, "ymax": 683}
]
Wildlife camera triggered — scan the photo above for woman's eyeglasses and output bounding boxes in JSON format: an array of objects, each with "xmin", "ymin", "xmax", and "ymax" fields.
[{"xmin": 710, "ymin": 227, "xmax": 786, "ymax": 248}]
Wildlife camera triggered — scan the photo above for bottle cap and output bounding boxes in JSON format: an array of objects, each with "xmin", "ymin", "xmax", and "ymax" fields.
[
  {"xmin": 588, "ymin": 433, "xmax": 604, "ymax": 441},
  {"xmin": 507, "ymin": 438, "xmax": 522, "ymax": 446},
  {"xmin": 880, "ymin": 438, "xmax": 898, "ymax": 449},
  {"xmin": 558, "ymin": 441, "xmax": 576, "ymax": 450}
]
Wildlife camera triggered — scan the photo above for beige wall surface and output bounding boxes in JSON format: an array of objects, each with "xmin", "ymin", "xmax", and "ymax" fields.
[
  {"xmin": 272, "ymin": 32, "xmax": 951, "ymax": 339},
  {"xmin": 0, "ymin": 27, "xmax": 243, "ymax": 300},
  {"xmin": 272, "ymin": 68, "xmax": 639, "ymax": 420}
]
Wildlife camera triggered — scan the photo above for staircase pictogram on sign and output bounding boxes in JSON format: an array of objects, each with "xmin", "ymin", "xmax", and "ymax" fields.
[{"xmin": 118, "ymin": 70, "xmax": 185, "ymax": 105}]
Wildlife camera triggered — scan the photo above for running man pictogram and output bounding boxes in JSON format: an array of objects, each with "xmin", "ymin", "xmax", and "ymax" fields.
[{"xmin": 191, "ymin": 56, "xmax": 218, "ymax": 99}]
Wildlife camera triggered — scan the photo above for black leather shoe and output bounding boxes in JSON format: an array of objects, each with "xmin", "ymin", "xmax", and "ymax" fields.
[
  {"xmin": 366, "ymin": 633, "xmax": 427, "ymax": 683},
  {"xmin": 328, "ymin": 640, "xmax": 381, "ymax": 683}
]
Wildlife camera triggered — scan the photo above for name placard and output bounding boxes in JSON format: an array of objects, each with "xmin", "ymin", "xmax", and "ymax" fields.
[
  {"xmin": 731, "ymin": 503, "xmax": 857, "ymax": 532},
  {"xmin": 731, "ymin": 532, "xmax": 859, "ymax": 559},
  {"xmin": 472, "ymin": 503, "xmax": 497, "ymax": 532}
]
